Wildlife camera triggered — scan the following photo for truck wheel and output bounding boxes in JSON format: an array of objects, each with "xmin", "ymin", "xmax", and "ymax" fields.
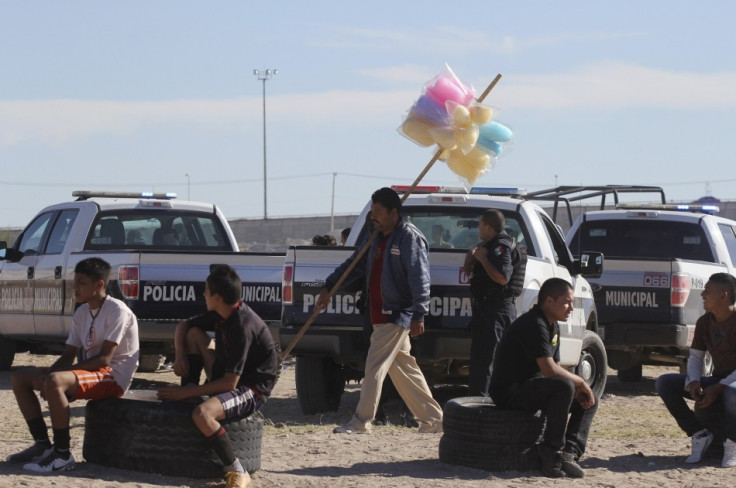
[
  {"xmin": 137, "ymin": 354, "xmax": 166, "ymax": 373},
  {"xmin": 295, "ymin": 356, "xmax": 345, "ymax": 414},
  {"xmin": 577, "ymin": 331, "xmax": 608, "ymax": 398},
  {"xmin": 0, "ymin": 336, "xmax": 15, "ymax": 370},
  {"xmin": 439, "ymin": 435, "xmax": 540, "ymax": 472},
  {"xmin": 83, "ymin": 396, "xmax": 262, "ymax": 478},
  {"xmin": 442, "ymin": 396, "xmax": 546, "ymax": 445},
  {"xmin": 617, "ymin": 363, "xmax": 643, "ymax": 382}
]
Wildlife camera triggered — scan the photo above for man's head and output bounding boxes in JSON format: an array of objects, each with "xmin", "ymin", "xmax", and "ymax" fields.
[
  {"xmin": 538, "ymin": 278, "xmax": 574, "ymax": 323},
  {"xmin": 205, "ymin": 265, "xmax": 242, "ymax": 309},
  {"xmin": 432, "ymin": 224, "xmax": 445, "ymax": 242},
  {"xmin": 370, "ymin": 187, "xmax": 401, "ymax": 235},
  {"xmin": 341, "ymin": 227, "xmax": 351, "ymax": 245},
  {"xmin": 73, "ymin": 257, "xmax": 111, "ymax": 303},
  {"xmin": 702, "ymin": 272, "xmax": 736, "ymax": 311},
  {"xmin": 479, "ymin": 209, "xmax": 505, "ymax": 242}
]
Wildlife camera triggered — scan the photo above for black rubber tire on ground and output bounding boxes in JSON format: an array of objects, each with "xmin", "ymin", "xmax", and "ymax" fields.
[
  {"xmin": 83, "ymin": 396, "xmax": 262, "ymax": 478},
  {"xmin": 295, "ymin": 355, "xmax": 345, "ymax": 414},
  {"xmin": 0, "ymin": 335, "xmax": 15, "ymax": 370},
  {"xmin": 616, "ymin": 363, "xmax": 643, "ymax": 382},
  {"xmin": 577, "ymin": 331, "xmax": 608, "ymax": 399},
  {"xmin": 442, "ymin": 396, "xmax": 546, "ymax": 445},
  {"xmin": 439, "ymin": 435, "xmax": 541, "ymax": 472}
]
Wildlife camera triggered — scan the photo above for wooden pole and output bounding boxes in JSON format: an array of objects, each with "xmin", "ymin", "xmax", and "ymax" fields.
[{"xmin": 281, "ymin": 73, "xmax": 502, "ymax": 359}]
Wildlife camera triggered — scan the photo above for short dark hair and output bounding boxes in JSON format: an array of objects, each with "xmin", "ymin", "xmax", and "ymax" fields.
[
  {"xmin": 207, "ymin": 265, "xmax": 242, "ymax": 305},
  {"xmin": 538, "ymin": 278, "xmax": 573, "ymax": 303},
  {"xmin": 341, "ymin": 227, "xmax": 351, "ymax": 240},
  {"xmin": 709, "ymin": 272, "xmax": 736, "ymax": 304},
  {"xmin": 371, "ymin": 187, "xmax": 401, "ymax": 213},
  {"xmin": 481, "ymin": 209, "xmax": 505, "ymax": 233},
  {"xmin": 74, "ymin": 257, "xmax": 111, "ymax": 286}
]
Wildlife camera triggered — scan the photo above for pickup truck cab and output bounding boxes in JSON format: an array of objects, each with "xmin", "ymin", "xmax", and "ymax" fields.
[
  {"xmin": 567, "ymin": 200, "xmax": 736, "ymax": 381},
  {"xmin": 0, "ymin": 191, "xmax": 284, "ymax": 370},
  {"xmin": 280, "ymin": 186, "xmax": 606, "ymax": 414}
]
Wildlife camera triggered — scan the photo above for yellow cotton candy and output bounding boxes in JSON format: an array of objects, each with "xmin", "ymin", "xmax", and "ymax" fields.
[
  {"xmin": 455, "ymin": 126, "xmax": 479, "ymax": 152},
  {"xmin": 470, "ymin": 105, "xmax": 493, "ymax": 125},
  {"xmin": 430, "ymin": 128, "xmax": 458, "ymax": 150},
  {"xmin": 447, "ymin": 151, "xmax": 484, "ymax": 184},
  {"xmin": 452, "ymin": 105, "xmax": 472, "ymax": 129},
  {"xmin": 401, "ymin": 117, "xmax": 435, "ymax": 146},
  {"xmin": 464, "ymin": 147, "xmax": 491, "ymax": 170}
]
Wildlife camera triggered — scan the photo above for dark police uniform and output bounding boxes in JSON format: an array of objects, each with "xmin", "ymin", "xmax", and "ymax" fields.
[
  {"xmin": 489, "ymin": 305, "xmax": 597, "ymax": 458},
  {"xmin": 468, "ymin": 230, "xmax": 516, "ymax": 397}
]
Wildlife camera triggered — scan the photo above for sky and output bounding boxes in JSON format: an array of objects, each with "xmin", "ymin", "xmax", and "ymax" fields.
[{"xmin": 1, "ymin": 1, "xmax": 736, "ymax": 228}]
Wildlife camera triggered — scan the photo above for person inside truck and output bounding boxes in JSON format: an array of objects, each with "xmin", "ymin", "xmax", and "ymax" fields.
[
  {"xmin": 655, "ymin": 272, "xmax": 736, "ymax": 468},
  {"xmin": 464, "ymin": 208, "xmax": 524, "ymax": 397},
  {"xmin": 430, "ymin": 224, "xmax": 453, "ymax": 248},
  {"xmin": 489, "ymin": 278, "xmax": 597, "ymax": 479},
  {"xmin": 6, "ymin": 257, "xmax": 140, "ymax": 473},
  {"xmin": 316, "ymin": 187, "xmax": 443, "ymax": 435},
  {"xmin": 157, "ymin": 265, "xmax": 278, "ymax": 488}
]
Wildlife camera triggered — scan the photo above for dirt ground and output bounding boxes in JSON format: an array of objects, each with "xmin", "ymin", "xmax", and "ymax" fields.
[{"xmin": 0, "ymin": 353, "xmax": 732, "ymax": 488}]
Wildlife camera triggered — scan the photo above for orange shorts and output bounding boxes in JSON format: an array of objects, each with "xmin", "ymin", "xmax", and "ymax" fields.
[{"xmin": 72, "ymin": 366, "xmax": 123, "ymax": 401}]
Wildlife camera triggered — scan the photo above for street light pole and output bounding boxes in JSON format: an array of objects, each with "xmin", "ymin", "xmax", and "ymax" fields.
[
  {"xmin": 253, "ymin": 68, "xmax": 277, "ymax": 220},
  {"xmin": 185, "ymin": 173, "xmax": 190, "ymax": 200}
]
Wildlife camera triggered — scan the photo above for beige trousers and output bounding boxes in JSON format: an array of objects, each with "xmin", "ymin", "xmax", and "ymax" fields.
[{"xmin": 350, "ymin": 322, "xmax": 443, "ymax": 431}]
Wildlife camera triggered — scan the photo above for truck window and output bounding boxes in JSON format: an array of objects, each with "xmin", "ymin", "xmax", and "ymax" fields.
[
  {"xmin": 538, "ymin": 212, "xmax": 574, "ymax": 268},
  {"xmin": 569, "ymin": 220, "xmax": 714, "ymax": 262},
  {"xmin": 396, "ymin": 206, "xmax": 535, "ymax": 256},
  {"xmin": 16, "ymin": 212, "xmax": 55, "ymax": 255},
  {"xmin": 718, "ymin": 224, "xmax": 736, "ymax": 266},
  {"xmin": 85, "ymin": 211, "xmax": 231, "ymax": 251},
  {"xmin": 45, "ymin": 209, "xmax": 79, "ymax": 255}
]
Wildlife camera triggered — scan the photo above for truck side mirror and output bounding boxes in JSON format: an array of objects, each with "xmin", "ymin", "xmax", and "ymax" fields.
[
  {"xmin": 576, "ymin": 251, "xmax": 604, "ymax": 278},
  {"xmin": 0, "ymin": 241, "xmax": 24, "ymax": 262}
]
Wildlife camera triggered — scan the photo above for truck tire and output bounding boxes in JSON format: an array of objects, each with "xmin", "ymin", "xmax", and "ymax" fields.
[
  {"xmin": 0, "ymin": 336, "xmax": 15, "ymax": 370},
  {"xmin": 295, "ymin": 356, "xmax": 345, "ymax": 414},
  {"xmin": 617, "ymin": 363, "xmax": 643, "ymax": 382},
  {"xmin": 442, "ymin": 397, "xmax": 545, "ymax": 445},
  {"xmin": 577, "ymin": 331, "xmax": 608, "ymax": 398},
  {"xmin": 137, "ymin": 354, "xmax": 166, "ymax": 373},
  {"xmin": 83, "ymin": 396, "xmax": 262, "ymax": 478},
  {"xmin": 439, "ymin": 435, "xmax": 540, "ymax": 472}
]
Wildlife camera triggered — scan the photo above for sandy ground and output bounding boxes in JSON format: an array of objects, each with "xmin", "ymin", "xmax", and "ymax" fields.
[{"xmin": 0, "ymin": 353, "xmax": 732, "ymax": 488}]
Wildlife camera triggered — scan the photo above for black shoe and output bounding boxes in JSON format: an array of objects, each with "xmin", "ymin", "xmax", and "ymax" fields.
[
  {"xmin": 536, "ymin": 445, "xmax": 566, "ymax": 478},
  {"xmin": 560, "ymin": 451, "xmax": 584, "ymax": 478}
]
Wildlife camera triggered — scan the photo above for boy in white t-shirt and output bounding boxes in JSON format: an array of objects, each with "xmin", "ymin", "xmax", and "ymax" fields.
[{"xmin": 6, "ymin": 257, "xmax": 139, "ymax": 473}]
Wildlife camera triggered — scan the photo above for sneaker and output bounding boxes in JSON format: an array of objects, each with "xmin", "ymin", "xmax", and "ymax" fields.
[
  {"xmin": 23, "ymin": 450, "xmax": 76, "ymax": 473},
  {"xmin": 224, "ymin": 470, "xmax": 251, "ymax": 488},
  {"xmin": 417, "ymin": 421, "xmax": 443, "ymax": 434},
  {"xmin": 560, "ymin": 451, "xmax": 585, "ymax": 478},
  {"xmin": 333, "ymin": 422, "xmax": 368, "ymax": 434},
  {"xmin": 685, "ymin": 428, "xmax": 713, "ymax": 464},
  {"xmin": 5, "ymin": 442, "xmax": 53, "ymax": 463},
  {"xmin": 537, "ymin": 445, "xmax": 566, "ymax": 478},
  {"xmin": 723, "ymin": 439, "xmax": 736, "ymax": 468}
]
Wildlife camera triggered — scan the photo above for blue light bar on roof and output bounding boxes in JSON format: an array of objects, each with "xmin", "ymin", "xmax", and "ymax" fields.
[{"xmin": 469, "ymin": 187, "xmax": 526, "ymax": 196}]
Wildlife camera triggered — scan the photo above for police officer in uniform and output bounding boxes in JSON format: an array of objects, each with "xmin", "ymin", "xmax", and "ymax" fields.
[{"xmin": 464, "ymin": 209, "xmax": 524, "ymax": 397}]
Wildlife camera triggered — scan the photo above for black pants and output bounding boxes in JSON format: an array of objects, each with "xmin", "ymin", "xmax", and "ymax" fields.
[
  {"xmin": 493, "ymin": 377, "xmax": 598, "ymax": 457},
  {"xmin": 468, "ymin": 299, "xmax": 516, "ymax": 397}
]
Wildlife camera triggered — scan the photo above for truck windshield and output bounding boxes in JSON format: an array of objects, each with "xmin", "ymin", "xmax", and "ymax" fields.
[
  {"xmin": 357, "ymin": 206, "xmax": 534, "ymax": 256},
  {"xmin": 569, "ymin": 220, "xmax": 714, "ymax": 262},
  {"xmin": 85, "ymin": 211, "xmax": 231, "ymax": 251}
]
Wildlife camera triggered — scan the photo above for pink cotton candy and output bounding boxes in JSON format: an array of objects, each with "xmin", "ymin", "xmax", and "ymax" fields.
[{"xmin": 426, "ymin": 76, "xmax": 474, "ymax": 107}]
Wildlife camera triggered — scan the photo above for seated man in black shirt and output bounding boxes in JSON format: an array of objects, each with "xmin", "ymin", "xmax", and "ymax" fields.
[
  {"xmin": 489, "ymin": 278, "xmax": 597, "ymax": 479},
  {"xmin": 158, "ymin": 265, "xmax": 278, "ymax": 488}
]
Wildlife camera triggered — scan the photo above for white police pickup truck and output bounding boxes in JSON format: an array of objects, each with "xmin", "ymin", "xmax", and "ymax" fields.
[
  {"xmin": 0, "ymin": 191, "xmax": 284, "ymax": 370},
  {"xmin": 279, "ymin": 186, "xmax": 607, "ymax": 414},
  {"xmin": 567, "ymin": 195, "xmax": 736, "ymax": 381}
]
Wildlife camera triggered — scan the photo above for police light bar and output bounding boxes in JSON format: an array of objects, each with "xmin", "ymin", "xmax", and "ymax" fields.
[
  {"xmin": 469, "ymin": 187, "xmax": 527, "ymax": 196},
  {"xmin": 390, "ymin": 185, "xmax": 467, "ymax": 194},
  {"xmin": 617, "ymin": 203, "xmax": 719, "ymax": 215},
  {"xmin": 73, "ymin": 191, "xmax": 178, "ymax": 200}
]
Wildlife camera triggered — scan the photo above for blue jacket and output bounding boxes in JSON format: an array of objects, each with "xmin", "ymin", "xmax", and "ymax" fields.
[{"xmin": 325, "ymin": 218, "xmax": 430, "ymax": 328}]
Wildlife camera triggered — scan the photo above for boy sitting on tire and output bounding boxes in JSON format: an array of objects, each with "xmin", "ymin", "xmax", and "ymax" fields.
[{"xmin": 157, "ymin": 265, "xmax": 278, "ymax": 488}]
